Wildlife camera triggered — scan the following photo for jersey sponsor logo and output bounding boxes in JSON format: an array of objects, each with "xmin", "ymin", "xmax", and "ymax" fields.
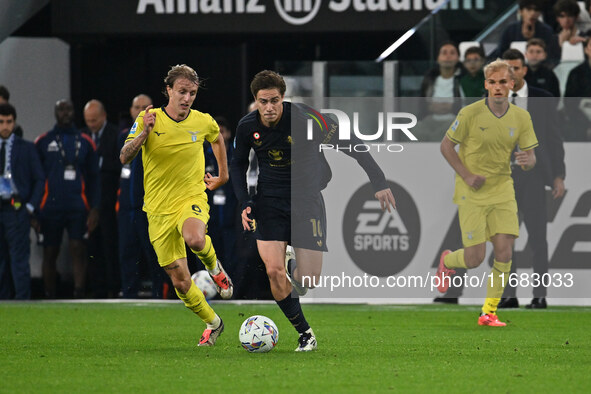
[
  {"xmin": 343, "ymin": 180, "xmax": 420, "ymax": 276},
  {"xmin": 130, "ymin": 122, "xmax": 138, "ymax": 135},
  {"xmin": 451, "ymin": 119, "xmax": 459, "ymax": 132},
  {"xmin": 479, "ymin": 126, "xmax": 488, "ymax": 131},
  {"xmin": 186, "ymin": 130, "xmax": 199, "ymax": 142},
  {"xmin": 154, "ymin": 131, "xmax": 166, "ymax": 136}
]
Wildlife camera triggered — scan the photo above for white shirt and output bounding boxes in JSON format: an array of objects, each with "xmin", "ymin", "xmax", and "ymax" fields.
[{"xmin": 511, "ymin": 81, "xmax": 529, "ymax": 110}]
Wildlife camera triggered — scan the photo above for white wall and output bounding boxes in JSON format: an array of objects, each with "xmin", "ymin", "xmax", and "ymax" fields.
[
  {"xmin": 0, "ymin": 37, "xmax": 70, "ymax": 140},
  {"xmin": 0, "ymin": 37, "xmax": 71, "ymax": 281}
]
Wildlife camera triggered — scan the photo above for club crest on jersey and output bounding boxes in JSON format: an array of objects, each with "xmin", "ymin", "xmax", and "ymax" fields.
[{"xmin": 186, "ymin": 131, "xmax": 199, "ymax": 142}]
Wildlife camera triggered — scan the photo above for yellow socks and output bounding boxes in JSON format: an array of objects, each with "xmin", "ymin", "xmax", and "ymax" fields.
[
  {"xmin": 482, "ymin": 260, "xmax": 511, "ymax": 315},
  {"xmin": 175, "ymin": 281, "xmax": 216, "ymax": 325},
  {"xmin": 191, "ymin": 235, "xmax": 218, "ymax": 272},
  {"xmin": 444, "ymin": 249, "xmax": 468, "ymax": 269}
]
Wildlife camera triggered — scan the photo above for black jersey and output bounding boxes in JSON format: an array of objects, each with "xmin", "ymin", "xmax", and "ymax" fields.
[{"xmin": 230, "ymin": 102, "xmax": 388, "ymax": 207}]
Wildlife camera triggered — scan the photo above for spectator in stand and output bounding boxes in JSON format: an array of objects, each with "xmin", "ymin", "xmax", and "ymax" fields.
[
  {"xmin": 564, "ymin": 37, "xmax": 591, "ymax": 141},
  {"xmin": 0, "ymin": 86, "xmax": 24, "ymax": 138},
  {"xmin": 117, "ymin": 94, "xmax": 165, "ymax": 298},
  {"xmin": 525, "ymin": 38, "xmax": 561, "ymax": 97},
  {"xmin": 81, "ymin": 99, "xmax": 121, "ymax": 298},
  {"xmin": 576, "ymin": 0, "xmax": 591, "ymax": 33},
  {"xmin": 460, "ymin": 46, "xmax": 486, "ymax": 98},
  {"xmin": 0, "ymin": 103, "xmax": 44, "ymax": 300},
  {"xmin": 495, "ymin": 0, "xmax": 560, "ymax": 67},
  {"xmin": 554, "ymin": 0, "xmax": 587, "ymax": 49},
  {"xmin": 35, "ymin": 100, "xmax": 100, "ymax": 298},
  {"xmin": 416, "ymin": 41, "xmax": 464, "ymax": 141}
]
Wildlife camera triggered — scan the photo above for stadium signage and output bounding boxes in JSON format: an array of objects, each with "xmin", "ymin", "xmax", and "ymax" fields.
[
  {"xmin": 137, "ymin": 0, "xmax": 484, "ymax": 26},
  {"xmin": 342, "ymin": 180, "xmax": 420, "ymax": 276},
  {"xmin": 53, "ymin": 0, "xmax": 510, "ymax": 34}
]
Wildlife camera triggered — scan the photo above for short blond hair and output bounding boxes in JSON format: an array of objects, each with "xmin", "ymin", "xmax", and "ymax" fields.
[{"xmin": 483, "ymin": 58, "xmax": 515, "ymax": 80}]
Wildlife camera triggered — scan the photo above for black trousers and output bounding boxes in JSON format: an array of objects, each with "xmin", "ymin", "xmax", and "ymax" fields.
[{"xmin": 503, "ymin": 167, "xmax": 549, "ymax": 298}]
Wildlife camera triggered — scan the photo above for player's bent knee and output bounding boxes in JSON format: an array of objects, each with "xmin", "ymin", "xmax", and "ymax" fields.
[
  {"xmin": 464, "ymin": 249, "xmax": 485, "ymax": 268},
  {"xmin": 185, "ymin": 234, "xmax": 206, "ymax": 251},
  {"xmin": 265, "ymin": 264, "xmax": 286, "ymax": 284},
  {"xmin": 494, "ymin": 250, "xmax": 512, "ymax": 263},
  {"xmin": 172, "ymin": 278, "xmax": 192, "ymax": 294}
]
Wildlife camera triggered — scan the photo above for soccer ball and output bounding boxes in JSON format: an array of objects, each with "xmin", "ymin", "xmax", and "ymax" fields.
[
  {"xmin": 191, "ymin": 270, "xmax": 217, "ymax": 300},
  {"xmin": 239, "ymin": 315, "xmax": 279, "ymax": 353}
]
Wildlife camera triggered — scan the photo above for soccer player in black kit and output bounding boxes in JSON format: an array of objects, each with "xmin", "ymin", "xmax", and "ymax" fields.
[{"xmin": 231, "ymin": 70, "xmax": 396, "ymax": 351}]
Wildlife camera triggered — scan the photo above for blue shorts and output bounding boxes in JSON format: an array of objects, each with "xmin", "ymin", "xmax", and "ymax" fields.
[{"xmin": 41, "ymin": 210, "xmax": 87, "ymax": 246}]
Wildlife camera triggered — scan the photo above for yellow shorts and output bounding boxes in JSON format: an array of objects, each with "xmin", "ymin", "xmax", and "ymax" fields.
[
  {"xmin": 147, "ymin": 195, "xmax": 210, "ymax": 267},
  {"xmin": 458, "ymin": 200, "xmax": 519, "ymax": 247}
]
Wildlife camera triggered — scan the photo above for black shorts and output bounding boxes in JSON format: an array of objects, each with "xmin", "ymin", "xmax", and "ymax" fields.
[
  {"xmin": 253, "ymin": 193, "xmax": 328, "ymax": 252},
  {"xmin": 41, "ymin": 210, "xmax": 87, "ymax": 246}
]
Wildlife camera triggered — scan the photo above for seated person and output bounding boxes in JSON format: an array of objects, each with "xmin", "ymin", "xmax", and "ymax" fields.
[
  {"xmin": 564, "ymin": 37, "xmax": 591, "ymax": 140},
  {"xmin": 495, "ymin": 0, "xmax": 560, "ymax": 66},
  {"xmin": 460, "ymin": 46, "xmax": 486, "ymax": 98},
  {"xmin": 525, "ymin": 38, "xmax": 561, "ymax": 97},
  {"xmin": 554, "ymin": 0, "xmax": 587, "ymax": 49}
]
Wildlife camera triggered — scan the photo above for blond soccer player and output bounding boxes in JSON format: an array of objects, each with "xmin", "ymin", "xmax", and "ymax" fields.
[
  {"xmin": 437, "ymin": 59, "xmax": 538, "ymax": 326},
  {"xmin": 120, "ymin": 64, "xmax": 233, "ymax": 345}
]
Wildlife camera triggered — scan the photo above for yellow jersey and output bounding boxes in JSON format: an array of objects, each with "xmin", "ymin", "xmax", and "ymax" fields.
[
  {"xmin": 445, "ymin": 99, "xmax": 538, "ymax": 206},
  {"xmin": 125, "ymin": 107, "xmax": 220, "ymax": 215}
]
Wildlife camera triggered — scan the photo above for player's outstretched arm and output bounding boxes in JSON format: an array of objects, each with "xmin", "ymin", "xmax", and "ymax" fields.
[
  {"xmin": 375, "ymin": 188, "xmax": 396, "ymax": 212},
  {"xmin": 120, "ymin": 105, "xmax": 154, "ymax": 164},
  {"xmin": 440, "ymin": 135, "xmax": 485, "ymax": 190},
  {"xmin": 204, "ymin": 132, "xmax": 229, "ymax": 191}
]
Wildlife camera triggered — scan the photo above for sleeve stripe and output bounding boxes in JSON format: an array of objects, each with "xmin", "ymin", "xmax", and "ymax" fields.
[
  {"xmin": 521, "ymin": 142, "xmax": 539, "ymax": 151},
  {"xmin": 446, "ymin": 133, "xmax": 461, "ymax": 144}
]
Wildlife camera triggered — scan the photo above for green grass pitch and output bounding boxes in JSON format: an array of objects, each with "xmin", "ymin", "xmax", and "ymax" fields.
[{"xmin": 1, "ymin": 302, "xmax": 589, "ymax": 393}]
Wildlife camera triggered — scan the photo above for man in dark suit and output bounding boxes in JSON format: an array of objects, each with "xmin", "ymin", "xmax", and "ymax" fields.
[
  {"xmin": 82, "ymin": 99, "xmax": 122, "ymax": 297},
  {"xmin": 0, "ymin": 103, "xmax": 45, "ymax": 299},
  {"xmin": 500, "ymin": 49, "xmax": 566, "ymax": 309}
]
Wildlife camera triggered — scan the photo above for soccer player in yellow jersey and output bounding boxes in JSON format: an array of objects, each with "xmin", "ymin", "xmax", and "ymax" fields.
[
  {"xmin": 437, "ymin": 59, "xmax": 538, "ymax": 326},
  {"xmin": 120, "ymin": 64, "xmax": 233, "ymax": 346}
]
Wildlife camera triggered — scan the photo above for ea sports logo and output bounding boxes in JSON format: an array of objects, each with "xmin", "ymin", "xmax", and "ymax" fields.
[
  {"xmin": 274, "ymin": 0, "xmax": 322, "ymax": 25},
  {"xmin": 343, "ymin": 180, "xmax": 420, "ymax": 276}
]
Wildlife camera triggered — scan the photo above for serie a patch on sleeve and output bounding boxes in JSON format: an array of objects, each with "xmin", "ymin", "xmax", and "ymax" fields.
[
  {"xmin": 130, "ymin": 122, "xmax": 138, "ymax": 135},
  {"xmin": 451, "ymin": 119, "xmax": 459, "ymax": 132}
]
